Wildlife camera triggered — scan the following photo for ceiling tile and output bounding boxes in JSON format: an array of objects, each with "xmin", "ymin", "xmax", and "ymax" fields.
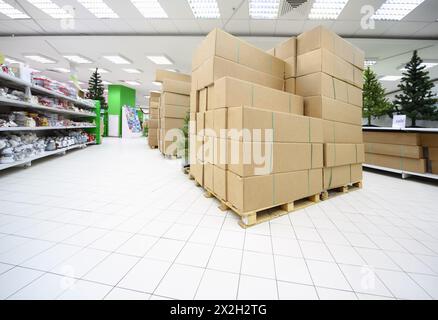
[
  {"xmin": 196, "ymin": 19, "xmax": 223, "ymax": 34},
  {"xmin": 148, "ymin": 19, "xmax": 179, "ymax": 34},
  {"xmin": 274, "ymin": 20, "xmax": 305, "ymax": 36},
  {"xmin": 173, "ymin": 19, "xmax": 201, "ymax": 34},
  {"xmin": 224, "ymin": 19, "xmax": 250, "ymax": 35},
  {"xmin": 249, "ymin": 20, "xmax": 277, "ymax": 36}
]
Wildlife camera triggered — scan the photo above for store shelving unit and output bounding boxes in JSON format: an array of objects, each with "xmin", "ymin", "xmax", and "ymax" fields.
[
  {"xmin": 0, "ymin": 71, "xmax": 101, "ymax": 171},
  {"xmin": 363, "ymin": 127, "xmax": 438, "ymax": 180}
]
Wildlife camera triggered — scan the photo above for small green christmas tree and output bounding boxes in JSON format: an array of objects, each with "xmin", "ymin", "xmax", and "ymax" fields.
[
  {"xmin": 363, "ymin": 67, "xmax": 392, "ymax": 126},
  {"xmin": 87, "ymin": 68, "xmax": 107, "ymax": 109},
  {"xmin": 393, "ymin": 50, "xmax": 437, "ymax": 127}
]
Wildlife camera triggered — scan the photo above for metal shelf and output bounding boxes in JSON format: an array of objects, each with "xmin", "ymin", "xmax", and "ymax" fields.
[
  {"xmin": 362, "ymin": 127, "xmax": 438, "ymax": 133},
  {"xmin": 0, "ymin": 96, "xmax": 96, "ymax": 118},
  {"xmin": 0, "ymin": 125, "xmax": 96, "ymax": 132},
  {"xmin": 0, "ymin": 143, "xmax": 90, "ymax": 171},
  {"xmin": 363, "ymin": 164, "xmax": 438, "ymax": 180}
]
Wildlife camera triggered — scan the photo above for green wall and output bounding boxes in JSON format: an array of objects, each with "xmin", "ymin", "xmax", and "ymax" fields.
[{"xmin": 107, "ymin": 85, "xmax": 136, "ymax": 137}]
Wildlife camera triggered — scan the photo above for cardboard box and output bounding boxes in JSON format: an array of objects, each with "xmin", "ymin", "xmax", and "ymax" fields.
[
  {"xmin": 284, "ymin": 56, "xmax": 297, "ymax": 79},
  {"xmin": 227, "ymin": 169, "xmax": 323, "ymax": 213},
  {"xmin": 161, "ymin": 92, "xmax": 190, "ymax": 107},
  {"xmin": 190, "ymin": 163, "xmax": 204, "ymax": 186},
  {"xmin": 192, "ymin": 56, "xmax": 284, "ymax": 91},
  {"xmin": 161, "ymin": 104, "xmax": 189, "ymax": 119},
  {"xmin": 150, "ymin": 108, "xmax": 159, "ymax": 118},
  {"xmin": 421, "ymin": 133, "xmax": 438, "ymax": 147},
  {"xmin": 226, "ymin": 140, "xmax": 323, "ymax": 177},
  {"xmin": 428, "ymin": 147, "xmax": 438, "ymax": 160},
  {"xmin": 148, "ymin": 119, "xmax": 159, "ymax": 129},
  {"xmin": 213, "ymin": 165, "xmax": 227, "ymax": 201},
  {"xmin": 297, "ymin": 26, "xmax": 364, "ymax": 70},
  {"xmin": 273, "ymin": 37, "xmax": 297, "ymax": 60},
  {"xmin": 156, "ymin": 69, "xmax": 191, "ymax": 83},
  {"xmin": 304, "ymin": 96, "xmax": 362, "ymax": 125},
  {"xmin": 227, "ymin": 107, "xmax": 323, "ymax": 143},
  {"xmin": 297, "ymin": 48, "xmax": 357, "ymax": 87},
  {"xmin": 296, "ymin": 72, "xmax": 362, "ymax": 107},
  {"xmin": 196, "ymin": 112, "xmax": 205, "ymax": 136},
  {"xmin": 363, "ymin": 131, "xmax": 421, "ymax": 146},
  {"xmin": 204, "ymin": 162, "xmax": 214, "ymax": 191},
  {"xmin": 213, "ymin": 108, "xmax": 227, "ymax": 138},
  {"xmin": 284, "ymin": 78, "xmax": 296, "ymax": 94},
  {"xmin": 324, "ymin": 144, "xmax": 365, "ymax": 167},
  {"xmin": 162, "ymin": 79, "xmax": 191, "ymax": 95},
  {"xmin": 190, "ymin": 90, "xmax": 198, "ymax": 113},
  {"xmin": 207, "ymin": 85, "xmax": 215, "ymax": 110},
  {"xmin": 160, "ymin": 118, "xmax": 185, "ymax": 130},
  {"xmin": 213, "ymin": 77, "xmax": 303, "ymax": 115},
  {"xmin": 192, "ymin": 28, "xmax": 285, "ymax": 79},
  {"xmin": 365, "ymin": 153, "xmax": 426, "ymax": 174},
  {"xmin": 199, "ymin": 88, "xmax": 207, "ymax": 113},
  {"xmin": 214, "ymin": 137, "xmax": 227, "ymax": 170},
  {"xmin": 150, "ymin": 101, "xmax": 160, "ymax": 109},
  {"xmin": 204, "ymin": 110, "xmax": 215, "ymax": 137},
  {"xmin": 430, "ymin": 160, "xmax": 438, "ymax": 174},
  {"xmin": 323, "ymin": 164, "xmax": 362, "ymax": 189},
  {"xmin": 324, "ymin": 120, "xmax": 363, "ymax": 144},
  {"xmin": 148, "ymin": 134, "xmax": 158, "ymax": 146},
  {"xmin": 365, "ymin": 143, "xmax": 423, "ymax": 159}
]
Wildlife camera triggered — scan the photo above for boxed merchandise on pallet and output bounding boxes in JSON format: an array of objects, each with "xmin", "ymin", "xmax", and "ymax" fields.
[{"xmin": 147, "ymin": 92, "xmax": 161, "ymax": 149}]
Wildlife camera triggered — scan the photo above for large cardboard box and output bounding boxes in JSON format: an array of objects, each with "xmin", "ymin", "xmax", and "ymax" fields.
[
  {"xmin": 199, "ymin": 88, "xmax": 207, "ymax": 113},
  {"xmin": 213, "ymin": 165, "xmax": 227, "ymax": 201},
  {"xmin": 428, "ymin": 147, "xmax": 438, "ymax": 160},
  {"xmin": 421, "ymin": 133, "xmax": 438, "ymax": 147},
  {"xmin": 365, "ymin": 143, "xmax": 423, "ymax": 159},
  {"xmin": 297, "ymin": 26, "xmax": 364, "ymax": 70},
  {"xmin": 324, "ymin": 144, "xmax": 365, "ymax": 167},
  {"xmin": 323, "ymin": 164, "xmax": 362, "ymax": 189},
  {"xmin": 148, "ymin": 134, "xmax": 158, "ymax": 146},
  {"xmin": 430, "ymin": 160, "xmax": 438, "ymax": 174},
  {"xmin": 160, "ymin": 118, "xmax": 185, "ymax": 130},
  {"xmin": 192, "ymin": 56, "xmax": 284, "ymax": 91},
  {"xmin": 296, "ymin": 72, "xmax": 362, "ymax": 107},
  {"xmin": 226, "ymin": 141, "xmax": 323, "ymax": 177},
  {"xmin": 227, "ymin": 107, "xmax": 323, "ymax": 143},
  {"xmin": 297, "ymin": 49, "xmax": 360, "ymax": 88},
  {"xmin": 150, "ymin": 108, "xmax": 159, "ymax": 118},
  {"xmin": 162, "ymin": 79, "xmax": 191, "ymax": 95},
  {"xmin": 284, "ymin": 78, "xmax": 296, "ymax": 94},
  {"xmin": 363, "ymin": 131, "xmax": 421, "ymax": 146},
  {"xmin": 323, "ymin": 120, "xmax": 363, "ymax": 144},
  {"xmin": 192, "ymin": 28, "xmax": 285, "ymax": 79},
  {"xmin": 227, "ymin": 169, "xmax": 323, "ymax": 213},
  {"xmin": 190, "ymin": 163, "xmax": 204, "ymax": 186},
  {"xmin": 304, "ymin": 96, "xmax": 362, "ymax": 125},
  {"xmin": 196, "ymin": 112, "xmax": 205, "ymax": 136},
  {"xmin": 161, "ymin": 92, "xmax": 190, "ymax": 107},
  {"xmin": 213, "ymin": 77, "xmax": 303, "ymax": 114},
  {"xmin": 150, "ymin": 92, "xmax": 161, "ymax": 103},
  {"xmin": 204, "ymin": 110, "xmax": 215, "ymax": 137},
  {"xmin": 365, "ymin": 153, "xmax": 426, "ymax": 173},
  {"xmin": 190, "ymin": 90, "xmax": 198, "ymax": 113},
  {"xmin": 204, "ymin": 162, "xmax": 214, "ymax": 191},
  {"xmin": 284, "ymin": 57, "xmax": 297, "ymax": 79},
  {"xmin": 156, "ymin": 69, "xmax": 191, "ymax": 83},
  {"xmin": 161, "ymin": 104, "xmax": 189, "ymax": 119},
  {"xmin": 148, "ymin": 119, "xmax": 159, "ymax": 129}
]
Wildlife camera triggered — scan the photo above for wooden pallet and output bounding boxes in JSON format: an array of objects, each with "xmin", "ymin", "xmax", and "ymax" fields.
[
  {"xmin": 203, "ymin": 187, "xmax": 320, "ymax": 228},
  {"xmin": 183, "ymin": 167, "xmax": 190, "ymax": 175},
  {"xmin": 321, "ymin": 181, "xmax": 363, "ymax": 201}
]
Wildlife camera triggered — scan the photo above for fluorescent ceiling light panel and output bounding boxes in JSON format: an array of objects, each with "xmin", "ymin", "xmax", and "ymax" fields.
[
  {"xmin": 380, "ymin": 75, "xmax": 402, "ymax": 81},
  {"xmin": 69, "ymin": 80, "xmax": 85, "ymax": 85},
  {"xmin": 26, "ymin": 0, "xmax": 73, "ymax": 19},
  {"xmin": 5, "ymin": 57, "xmax": 24, "ymax": 64},
  {"xmin": 146, "ymin": 55, "xmax": 173, "ymax": 65},
  {"xmin": 0, "ymin": 1, "xmax": 30, "ymax": 19},
  {"xmin": 130, "ymin": 0, "xmax": 168, "ymax": 18},
  {"xmin": 249, "ymin": 0, "xmax": 280, "ymax": 19},
  {"xmin": 101, "ymin": 80, "xmax": 112, "ymax": 85},
  {"xmin": 52, "ymin": 67, "xmax": 70, "ymax": 73},
  {"xmin": 25, "ymin": 55, "xmax": 56, "ymax": 64},
  {"xmin": 400, "ymin": 62, "xmax": 438, "ymax": 71},
  {"xmin": 123, "ymin": 68, "xmax": 142, "ymax": 74},
  {"xmin": 63, "ymin": 55, "xmax": 92, "ymax": 64},
  {"xmin": 124, "ymin": 80, "xmax": 141, "ymax": 86},
  {"xmin": 103, "ymin": 55, "xmax": 131, "ymax": 64},
  {"xmin": 365, "ymin": 59, "xmax": 377, "ymax": 67},
  {"xmin": 89, "ymin": 67, "xmax": 110, "ymax": 73},
  {"xmin": 78, "ymin": 0, "xmax": 118, "ymax": 18},
  {"xmin": 372, "ymin": 0, "xmax": 425, "ymax": 21},
  {"xmin": 187, "ymin": 0, "xmax": 220, "ymax": 18},
  {"xmin": 308, "ymin": 0, "xmax": 349, "ymax": 20}
]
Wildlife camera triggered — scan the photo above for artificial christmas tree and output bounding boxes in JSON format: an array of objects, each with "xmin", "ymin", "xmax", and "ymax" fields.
[
  {"xmin": 87, "ymin": 68, "xmax": 107, "ymax": 109},
  {"xmin": 393, "ymin": 50, "xmax": 437, "ymax": 127},
  {"xmin": 363, "ymin": 67, "xmax": 392, "ymax": 126}
]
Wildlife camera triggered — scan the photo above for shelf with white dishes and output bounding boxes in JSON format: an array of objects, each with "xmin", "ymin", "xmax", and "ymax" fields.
[
  {"xmin": 0, "ymin": 143, "xmax": 91, "ymax": 171},
  {"xmin": 0, "ymin": 126, "xmax": 96, "ymax": 132},
  {"xmin": 363, "ymin": 164, "xmax": 438, "ymax": 180},
  {"xmin": 0, "ymin": 96, "xmax": 96, "ymax": 118}
]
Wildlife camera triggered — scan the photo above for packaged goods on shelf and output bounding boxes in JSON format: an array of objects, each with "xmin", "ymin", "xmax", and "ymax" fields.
[{"xmin": 365, "ymin": 153, "xmax": 427, "ymax": 174}]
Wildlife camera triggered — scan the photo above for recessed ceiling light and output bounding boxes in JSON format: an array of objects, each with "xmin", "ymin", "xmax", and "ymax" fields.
[
  {"xmin": 365, "ymin": 59, "xmax": 377, "ymax": 67},
  {"xmin": 308, "ymin": 0, "xmax": 349, "ymax": 20},
  {"xmin": 24, "ymin": 54, "xmax": 56, "ymax": 64},
  {"xmin": 30, "ymin": 68, "xmax": 41, "ymax": 73},
  {"xmin": 380, "ymin": 75, "xmax": 402, "ymax": 81},
  {"xmin": 372, "ymin": 0, "xmax": 425, "ymax": 21},
  {"xmin": 77, "ymin": 0, "xmax": 119, "ymax": 18},
  {"xmin": 89, "ymin": 67, "xmax": 110, "ymax": 73},
  {"xmin": 103, "ymin": 55, "xmax": 131, "ymax": 64},
  {"xmin": 69, "ymin": 80, "xmax": 85, "ymax": 85},
  {"xmin": 146, "ymin": 55, "xmax": 173, "ymax": 65},
  {"xmin": 187, "ymin": 0, "xmax": 220, "ymax": 19},
  {"xmin": 124, "ymin": 80, "xmax": 141, "ymax": 86},
  {"xmin": 51, "ymin": 67, "xmax": 70, "ymax": 73},
  {"xmin": 5, "ymin": 57, "xmax": 25, "ymax": 64},
  {"xmin": 101, "ymin": 80, "xmax": 112, "ymax": 85},
  {"xmin": 399, "ymin": 61, "xmax": 438, "ymax": 71},
  {"xmin": 0, "ymin": 1, "xmax": 30, "ymax": 19},
  {"xmin": 249, "ymin": 0, "xmax": 280, "ymax": 19},
  {"xmin": 63, "ymin": 55, "xmax": 93, "ymax": 64},
  {"xmin": 130, "ymin": 0, "xmax": 168, "ymax": 18},
  {"xmin": 26, "ymin": 0, "xmax": 73, "ymax": 19},
  {"xmin": 123, "ymin": 68, "xmax": 142, "ymax": 74},
  {"xmin": 152, "ymin": 81, "xmax": 162, "ymax": 86},
  {"xmin": 166, "ymin": 68, "xmax": 179, "ymax": 72}
]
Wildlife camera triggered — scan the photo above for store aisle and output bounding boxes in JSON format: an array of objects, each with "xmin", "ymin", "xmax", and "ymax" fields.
[{"xmin": 0, "ymin": 138, "xmax": 438, "ymax": 300}]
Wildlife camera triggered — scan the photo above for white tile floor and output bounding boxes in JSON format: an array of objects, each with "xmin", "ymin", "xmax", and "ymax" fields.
[{"xmin": 0, "ymin": 137, "xmax": 438, "ymax": 300}]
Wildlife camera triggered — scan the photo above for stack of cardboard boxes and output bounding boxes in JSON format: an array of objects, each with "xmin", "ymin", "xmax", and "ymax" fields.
[
  {"xmin": 190, "ymin": 26, "xmax": 365, "ymax": 226},
  {"xmin": 364, "ymin": 131, "xmax": 438, "ymax": 174},
  {"xmin": 292, "ymin": 26, "xmax": 365, "ymax": 191},
  {"xmin": 147, "ymin": 92, "xmax": 160, "ymax": 148},
  {"xmin": 155, "ymin": 70, "xmax": 191, "ymax": 156}
]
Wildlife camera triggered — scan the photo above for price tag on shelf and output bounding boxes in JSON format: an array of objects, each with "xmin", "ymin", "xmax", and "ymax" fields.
[{"xmin": 393, "ymin": 115, "xmax": 406, "ymax": 129}]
